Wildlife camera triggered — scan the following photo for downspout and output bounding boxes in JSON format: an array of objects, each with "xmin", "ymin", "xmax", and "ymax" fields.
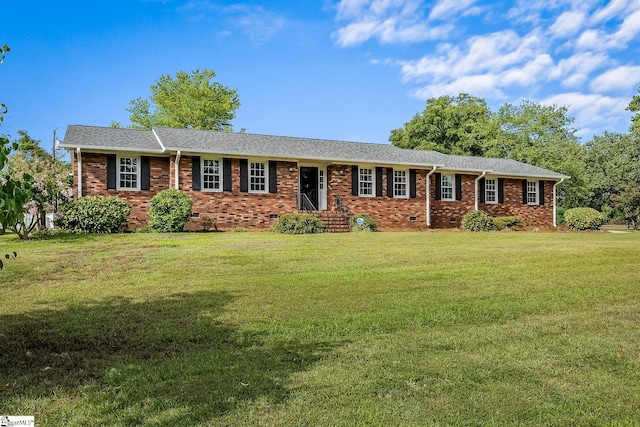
[
  {"xmin": 76, "ymin": 147, "xmax": 82, "ymax": 198},
  {"xmin": 553, "ymin": 178, "xmax": 565, "ymax": 228},
  {"xmin": 426, "ymin": 166, "xmax": 437, "ymax": 227},
  {"xmin": 474, "ymin": 171, "xmax": 487, "ymax": 211},
  {"xmin": 174, "ymin": 151, "xmax": 181, "ymax": 190}
]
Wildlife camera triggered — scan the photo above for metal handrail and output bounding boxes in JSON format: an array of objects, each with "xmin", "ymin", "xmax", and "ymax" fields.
[
  {"xmin": 334, "ymin": 195, "xmax": 352, "ymax": 219},
  {"xmin": 298, "ymin": 193, "xmax": 317, "ymax": 212}
]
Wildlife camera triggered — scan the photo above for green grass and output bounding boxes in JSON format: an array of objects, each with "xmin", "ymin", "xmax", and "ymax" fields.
[{"xmin": 1, "ymin": 231, "xmax": 640, "ymax": 426}]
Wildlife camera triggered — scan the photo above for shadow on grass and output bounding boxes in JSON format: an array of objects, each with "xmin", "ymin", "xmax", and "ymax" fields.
[{"xmin": 0, "ymin": 291, "xmax": 337, "ymax": 425}]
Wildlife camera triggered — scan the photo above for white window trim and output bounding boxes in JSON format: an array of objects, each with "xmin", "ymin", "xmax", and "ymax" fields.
[
  {"xmin": 485, "ymin": 178, "xmax": 498, "ymax": 204},
  {"xmin": 527, "ymin": 180, "xmax": 539, "ymax": 205},
  {"xmin": 117, "ymin": 155, "xmax": 140, "ymax": 191},
  {"xmin": 393, "ymin": 169, "xmax": 409, "ymax": 199},
  {"xmin": 358, "ymin": 166, "xmax": 375, "ymax": 197},
  {"xmin": 249, "ymin": 160, "xmax": 268, "ymax": 194},
  {"xmin": 441, "ymin": 174, "xmax": 455, "ymax": 201},
  {"xmin": 202, "ymin": 158, "xmax": 222, "ymax": 192}
]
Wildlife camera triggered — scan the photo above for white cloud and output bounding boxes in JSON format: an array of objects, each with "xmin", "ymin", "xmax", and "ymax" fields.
[
  {"xmin": 592, "ymin": 0, "xmax": 634, "ymax": 22},
  {"xmin": 429, "ymin": 0, "xmax": 479, "ymax": 20},
  {"xmin": 547, "ymin": 52, "xmax": 609, "ymax": 87},
  {"xmin": 550, "ymin": 11, "xmax": 586, "ymax": 38},
  {"xmin": 590, "ymin": 65, "xmax": 640, "ymax": 92},
  {"xmin": 333, "ymin": 0, "xmax": 471, "ymax": 46},
  {"xmin": 542, "ymin": 92, "xmax": 630, "ymax": 136},
  {"xmin": 177, "ymin": 2, "xmax": 286, "ymax": 43},
  {"xmin": 413, "ymin": 74, "xmax": 504, "ymax": 100}
]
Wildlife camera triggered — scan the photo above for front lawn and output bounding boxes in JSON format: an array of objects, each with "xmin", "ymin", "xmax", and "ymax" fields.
[{"xmin": 1, "ymin": 231, "xmax": 639, "ymax": 426}]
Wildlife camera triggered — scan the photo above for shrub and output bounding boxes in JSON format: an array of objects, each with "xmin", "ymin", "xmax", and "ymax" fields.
[
  {"xmin": 461, "ymin": 210, "xmax": 494, "ymax": 231},
  {"xmin": 492, "ymin": 216, "xmax": 521, "ymax": 230},
  {"xmin": 148, "ymin": 189, "xmax": 193, "ymax": 233},
  {"xmin": 564, "ymin": 207, "xmax": 604, "ymax": 230},
  {"xmin": 350, "ymin": 214, "xmax": 377, "ymax": 232},
  {"xmin": 270, "ymin": 214, "xmax": 325, "ymax": 234},
  {"xmin": 55, "ymin": 196, "xmax": 131, "ymax": 233}
]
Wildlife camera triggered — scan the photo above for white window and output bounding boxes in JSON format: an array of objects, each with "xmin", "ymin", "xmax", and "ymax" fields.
[
  {"xmin": 394, "ymin": 170, "xmax": 408, "ymax": 198},
  {"xmin": 118, "ymin": 156, "xmax": 139, "ymax": 190},
  {"xmin": 441, "ymin": 174, "xmax": 454, "ymax": 201},
  {"xmin": 359, "ymin": 167, "xmax": 374, "ymax": 196},
  {"xmin": 250, "ymin": 161, "xmax": 267, "ymax": 193},
  {"xmin": 202, "ymin": 159, "xmax": 221, "ymax": 191},
  {"xmin": 485, "ymin": 179, "xmax": 497, "ymax": 203},
  {"xmin": 527, "ymin": 181, "xmax": 538, "ymax": 205}
]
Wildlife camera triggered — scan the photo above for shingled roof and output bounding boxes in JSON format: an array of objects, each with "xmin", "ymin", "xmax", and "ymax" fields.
[{"xmin": 61, "ymin": 125, "xmax": 569, "ymax": 179}]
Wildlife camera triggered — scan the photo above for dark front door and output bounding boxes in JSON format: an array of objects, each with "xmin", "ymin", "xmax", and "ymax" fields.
[{"xmin": 300, "ymin": 167, "xmax": 319, "ymax": 209}]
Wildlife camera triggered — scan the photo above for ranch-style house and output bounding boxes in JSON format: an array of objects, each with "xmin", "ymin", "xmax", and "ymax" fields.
[{"xmin": 60, "ymin": 125, "xmax": 569, "ymax": 232}]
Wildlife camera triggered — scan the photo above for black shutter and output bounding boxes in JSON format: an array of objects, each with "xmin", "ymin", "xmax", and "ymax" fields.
[
  {"xmin": 479, "ymin": 177, "xmax": 485, "ymax": 203},
  {"xmin": 375, "ymin": 167, "xmax": 383, "ymax": 197},
  {"xmin": 223, "ymin": 158, "xmax": 232, "ymax": 192},
  {"xmin": 240, "ymin": 159, "xmax": 248, "ymax": 192},
  {"xmin": 351, "ymin": 165, "xmax": 358, "ymax": 196},
  {"xmin": 435, "ymin": 172, "xmax": 442, "ymax": 200},
  {"xmin": 387, "ymin": 168, "xmax": 394, "ymax": 197},
  {"xmin": 192, "ymin": 156, "xmax": 201, "ymax": 191},
  {"xmin": 522, "ymin": 180, "xmax": 528, "ymax": 204},
  {"xmin": 409, "ymin": 169, "xmax": 417, "ymax": 199},
  {"xmin": 269, "ymin": 161, "xmax": 278, "ymax": 194},
  {"xmin": 498, "ymin": 178, "xmax": 505, "ymax": 203},
  {"xmin": 106, "ymin": 154, "xmax": 116, "ymax": 189},
  {"xmin": 455, "ymin": 174, "xmax": 463, "ymax": 201},
  {"xmin": 539, "ymin": 180, "xmax": 545, "ymax": 205},
  {"xmin": 141, "ymin": 156, "xmax": 151, "ymax": 190}
]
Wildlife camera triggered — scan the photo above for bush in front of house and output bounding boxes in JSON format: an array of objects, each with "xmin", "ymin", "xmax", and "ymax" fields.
[
  {"xmin": 492, "ymin": 216, "xmax": 521, "ymax": 231},
  {"xmin": 55, "ymin": 195, "xmax": 131, "ymax": 233},
  {"xmin": 148, "ymin": 189, "xmax": 193, "ymax": 233},
  {"xmin": 270, "ymin": 213, "xmax": 325, "ymax": 234},
  {"xmin": 461, "ymin": 210, "xmax": 494, "ymax": 231},
  {"xmin": 564, "ymin": 207, "xmax": 604, "ymax": 230},
  {"xmin": 350, "ymin": 214, "xmax": 377, "ymax": 232}
]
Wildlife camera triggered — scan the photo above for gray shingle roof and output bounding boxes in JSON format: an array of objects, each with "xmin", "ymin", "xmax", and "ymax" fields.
[
  {"xmin": 61, "ymin": 125, "xmax": 569, "ymax": 179},
  {"xmin": 61, "ymin": 125, "xmax": 164, "ymax": 153}
]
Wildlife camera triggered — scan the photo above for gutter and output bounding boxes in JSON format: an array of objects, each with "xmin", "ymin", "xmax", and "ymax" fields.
[
  {"xmin": 426, "ymin": 166, "xmax": 437, "ymax": 227},
  {"xmin": 474, "ymin": 171, "xmax": 487, "ymax": 211},
  {"xmin": 553, "ymin": 178, "xmax": 565, "ymax": 228},
  {"xmin": 76, "ymin": 147, "xmax": 82, "ymax": 198},
  {"xmin": 175, "ymin": 150, "xmax": 181, "ymax": 190}
]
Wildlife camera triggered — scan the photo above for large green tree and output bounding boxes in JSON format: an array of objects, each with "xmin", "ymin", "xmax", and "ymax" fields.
[
  {"xmin": 583, "ymin": 132, "xmax": 639, "ymax": 210},
  {"xmin": 389, "ymin": 93, "xmax": 497, "ymax": 156},
  {"xmin": 128, "ymin": 69, "xmax": 240, "ymax": 131},
  {"xmin": 6, "ymin": 131, "xmax": 73, "ymax": 239},
  {"xmin": 627, "ymin": 85, "xmax": 640, "ymax": 136},
  {"xmin": 0, "ymin": 45, "xmax": 33, "ymax": 241},
  {"xmin": 390, "ymin": 95, "xmax": 586, "ymax": 207},
  {"xmin": 493, "ymin": 101, "xmax": 586, "ymax": 207}
]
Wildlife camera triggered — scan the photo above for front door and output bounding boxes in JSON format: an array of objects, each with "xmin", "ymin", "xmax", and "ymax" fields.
[{"xmin": 300, "ymin": 167, "xmax": 319, "ymax": 210}]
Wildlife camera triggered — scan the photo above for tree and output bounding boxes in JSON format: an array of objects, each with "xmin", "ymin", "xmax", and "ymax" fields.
[
  {"xmin": 128, "ymin": 69, "xmax": 240, "ymax": 131},
  {"xmin": 627, "ymin": 85, "xmax": 640, "ymax": 136},
  {"xmin": 390, "ymin": 94, "xmax": 497, "ymax": 156},
  {"xmin": 583, "ymin": 132, "xmax": 639, "ymax": 211},
  {"xmin": 493, "ymin": 100, "xmax": 587, "ymax": 207},
  {"xmin": 5, "ymin": 131, "xmax": 73, "ymax": 239},
  {"xmin": 1, "ymin": 45, "xmax": 33, "ymax": 236},
  {"xmin": 390, "ymin": 95, "xmax": 586, "ymax": 208},
  {"xmin": 613, "ymin": 185, "xmax": 640, "ymax": 229}
]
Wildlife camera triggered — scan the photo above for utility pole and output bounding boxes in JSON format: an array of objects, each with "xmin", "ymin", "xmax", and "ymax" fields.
[{"xmin": 52, "ymin": 128, "xmax": 57, "ymax": 160}]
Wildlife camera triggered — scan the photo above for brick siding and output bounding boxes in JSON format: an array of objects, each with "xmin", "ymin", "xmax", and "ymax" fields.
[{"xmin": 73, "ymin": 152, "xmax": 555, "ymax": 231}]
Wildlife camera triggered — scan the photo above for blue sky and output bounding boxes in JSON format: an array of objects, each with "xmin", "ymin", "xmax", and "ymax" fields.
[{"xmin": 1, "ymin": 0, "xmax": 639, "ymax": 153}]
